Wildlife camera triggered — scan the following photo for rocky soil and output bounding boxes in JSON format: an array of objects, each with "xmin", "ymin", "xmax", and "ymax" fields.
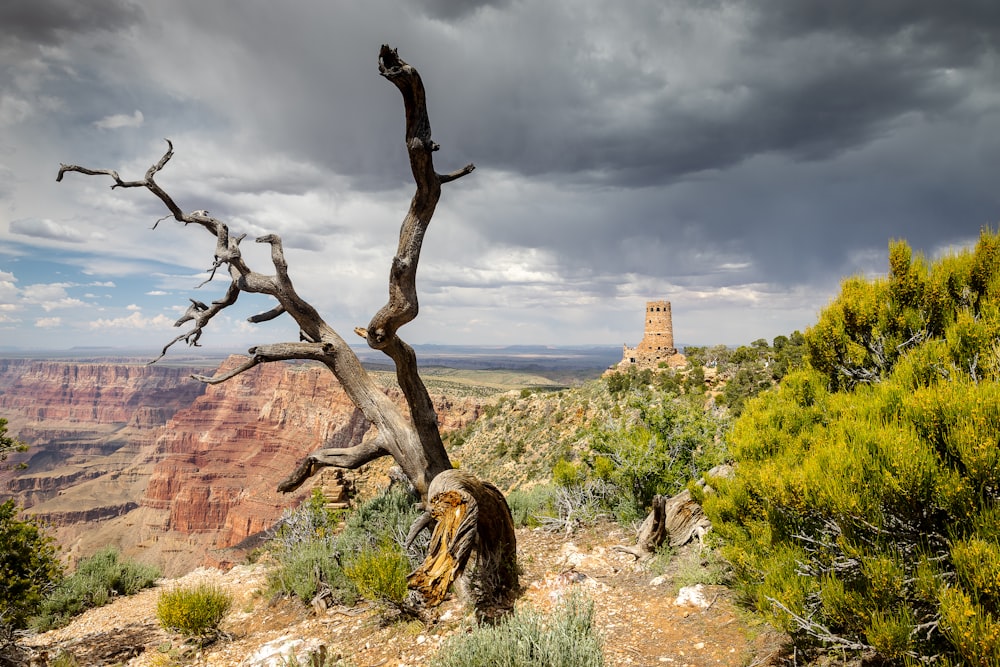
[{"xmin": 22, "ymin": 522, "xmax": 787, "ymax": 667}]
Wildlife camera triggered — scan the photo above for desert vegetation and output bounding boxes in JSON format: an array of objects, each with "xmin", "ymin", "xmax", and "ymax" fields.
[
  {"xmin": 10, "ymin": 232, "xmax": 1000, "ymax": 665},
  {"xmin": 0, "ymin": 498, "xmax": 62, "ymax": 652},
  {"xmin": 32, "ymin": 547, "xmax": 160, "ymax": 631},
  {"xmin": 265, "ymin": 485, "xmax": 425, "ymax": 617},
  {"xmin": 431, "ymin": 591, "xmax": 603, "ymax": 667},
  {"xmin": 706, "ymin": 229, "xmax": 1000, "ymax": 664},
  {"xmin": 156, "ymin": 584, "xmax": 232, "ymax": 641},
  {"xmin": 22, "ymin": 37, "xmax": 1000, "ymax": 660}
]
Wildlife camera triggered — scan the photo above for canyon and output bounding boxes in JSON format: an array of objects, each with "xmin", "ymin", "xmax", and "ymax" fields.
[{"xmin": 0, "ymin": 355, "xmax": 485, "ymax": 576}]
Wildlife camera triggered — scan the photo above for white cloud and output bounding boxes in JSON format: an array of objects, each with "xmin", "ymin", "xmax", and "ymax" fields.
[
  {"xmin": 94, "ymin": 109, "xmax": 144, "ymax": 129},
  {"xmin": 20, "ymin": 283, "xmax": 89, "ymax": 311},
  {"xmin": 0, "ymin": 272, "xmax": 18, "ymax": 306},
  {"xmin": 10, "ymin": 219, "xmax": 87, "ymax": 243},
  {"xmin": 88, "ymin": 311, "xmax": 174, "ymax": 330},
  {"xmin": 126, "ymin": 303, "xmax": 141, "ymax": 311},
  {"xmin": 35, "ymin": 317, "xmax": 62, "ymax": 328}
]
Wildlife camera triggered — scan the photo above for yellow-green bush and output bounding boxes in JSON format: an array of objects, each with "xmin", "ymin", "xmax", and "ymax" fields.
[
  {"xmin": 156, "ymin": 584, "xmax": 231, "ymax": 639},
  {"xmin": 343, "ymin": 544, "xmax": 410, "ymax": 607},
  {"xmin": 706, "ymin": 230, "xmax": 1000, "ymax": 662}
]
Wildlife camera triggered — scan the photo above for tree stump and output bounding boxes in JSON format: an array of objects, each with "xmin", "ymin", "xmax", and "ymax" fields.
[
  {"xmin": 408, "ymin": 469, "xmax": 518, "ymax": 607},
  {"xmin": 617, "ymin": 464, "xmax": 733, "ymax": 559}
]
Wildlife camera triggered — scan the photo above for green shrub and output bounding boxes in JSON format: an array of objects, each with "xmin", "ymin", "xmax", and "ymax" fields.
[
  {"xmin": 343, "ymin": 544, "xmax": 410, "ymax": 606},
  {"xmin": 432, "ymin": 592, "xmax": 603, "ymax": 667},
  {"xmin": 45, "ymin": 652, "xmax": 82, "ymax": 667},
  {"xmin": 589, "ymin": 394, "xmax": 726, "ymax": 523},
  {"xmin": 0, "ymin": 417, "xmax": 28, "ymax": 464},
  {"xmin": 156, "ymin": 584, "xmax": 231, "ymax": 639},
  {"xmin": 265, "ymin": 538, "xmax": 357, "ymax": 606},
  {"xmin": 267, "ymin": 484, "xmax": 421, "ymax": 608},
  {"xmin": 706, "ymin": 230, "xmax": 1000, "ymax": 663},
  {"xmin": 32, "ymin": 546, "xmax": 160, "ymax": 631},
  {"xmin": 338, "ymin": 485, "xmax": 421, "ymax": 555},
  {"xmin": 0, "ymin": 499, "xmax": 62, "ymax": 644},
  {"xmin": 552, "ymin": 459, "xmax": 584, "ymax": 487},
  {"xmin": 505, "ymin": 485, "xmax": 558, "ymax": 528}
]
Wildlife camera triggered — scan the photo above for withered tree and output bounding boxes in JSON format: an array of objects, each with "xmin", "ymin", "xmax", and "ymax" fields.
[{"xmin": 57, "ymin": 46, "xmax": 516, "ymax": 608}]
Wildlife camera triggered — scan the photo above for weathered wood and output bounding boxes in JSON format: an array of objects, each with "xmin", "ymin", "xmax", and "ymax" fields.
[
  {"xmin": 616, "ymin": 490, "xmax": 712, "ymax": 558},
  {"xmin": 617, "ymin": 465, "xmax": 733, "ymax": 558},
  {"xmin": 409, "ymin": 469, "xmax": 518, "ymax": 607},
  {"xmin": 57, "ymin": 45, "xmax": 515, "ymax": 609},
  {"xmin": 409, "ymin": 489, "xmax": 471, "ymax": 606}
]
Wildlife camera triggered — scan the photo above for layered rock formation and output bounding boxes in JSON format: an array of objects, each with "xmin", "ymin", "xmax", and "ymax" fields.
[
  {"xmin": 0, "ymin": 358, "xmax": 206, "ymax": 508},
  {"xmin": 0, "ymin": 356, "xmax": 484, "ymax": 575}
]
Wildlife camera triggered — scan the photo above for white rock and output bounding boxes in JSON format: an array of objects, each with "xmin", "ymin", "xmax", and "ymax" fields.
[
  {"xmin": 674, "ymin": 584, "xmax": 710, "ymax": 608},
  {"xmin": 243, "ymin": 636, "xmax": 328, "ymax": 667}
]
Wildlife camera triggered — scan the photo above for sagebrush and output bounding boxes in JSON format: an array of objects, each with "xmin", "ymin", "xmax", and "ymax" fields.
[
  {"xmin": 266, "ymin": 485, "xmax": 421, "ymax": 609},
  {"xmin": 432, "ymin": 591, "xmax": 603, "ymax": 667},
  {"xmin": 32, "ymin": 546, "xmax": 158, "ymax": 631}
]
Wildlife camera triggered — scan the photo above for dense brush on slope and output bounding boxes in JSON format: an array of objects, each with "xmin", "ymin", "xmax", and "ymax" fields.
[
  {"xmin": 445, "ymin": 384, "xmax": 607, "ymax": 490},
  {"xmin": 446, "ymin": 375, "xmax": 729, "ymax": 516},
  {"xmin": 705, "ymin": 229, "xmax": 1000, "ymax": 664}
]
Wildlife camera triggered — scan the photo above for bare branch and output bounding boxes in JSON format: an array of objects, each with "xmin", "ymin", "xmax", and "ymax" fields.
[
  {"xmin": 248, "ymin": 305, "xmax": 286, "ymax": 323},
  {"xmin": 191, "ymin": 342, "xmax": 333, "ymax": 384},
  {"xmin": 365, "ymin": 45, "xmax": 472, "ymax": 351},
  {"xmin": 255, "ymin": 234, "xmax": 290, "ymax": 283},
  {"xmin": 438, "ymin": 164, "xmax": 476, "ymax": 183},
  {"xmin": 277, "ymin": 439, "xmax": 387, "ymax": 493},
  {"xmin": 174, "ymin": 299, "xmax": 210, "ymax": 327},
  {"xmin": 58, "ymin": 140, "xmax": 186, "ymax": 220},
  {"xmin": 191, "ymin": 354, "xmax": 263, "ymax": 384}
]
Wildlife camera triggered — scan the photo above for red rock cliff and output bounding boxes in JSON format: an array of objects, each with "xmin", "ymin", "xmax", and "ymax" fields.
[
  {"xmin": 0, "ymin": 358, "xmax": 206, "ymax": 508},
  {"xmin": 0, "ymin": 356, "xmax": 484, "ymax": 576}
]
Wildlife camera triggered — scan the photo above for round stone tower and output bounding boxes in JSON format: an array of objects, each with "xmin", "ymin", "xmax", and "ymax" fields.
[
  {"xmin": 642, "ymin": 300, "xmax": 675, "ymax": 354},
  {"xmin": 617, "ymin": 299, "xmax": 681, "ymax": 370}
]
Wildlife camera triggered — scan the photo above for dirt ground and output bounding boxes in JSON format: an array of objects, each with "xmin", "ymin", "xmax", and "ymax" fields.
[{"xmin": 22, "ymin": 522, "xmax": 788, "ymax": 666}]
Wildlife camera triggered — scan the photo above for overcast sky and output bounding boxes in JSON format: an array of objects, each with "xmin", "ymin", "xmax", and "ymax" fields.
[{"xmin": 2, "ymin": 1, "xmax": 999, "ymax": 353}]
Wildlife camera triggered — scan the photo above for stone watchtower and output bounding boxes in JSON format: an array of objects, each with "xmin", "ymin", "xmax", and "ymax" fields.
[{"xmin": 617, "ymin": 300, "xmax": 685, "ymax": 370}]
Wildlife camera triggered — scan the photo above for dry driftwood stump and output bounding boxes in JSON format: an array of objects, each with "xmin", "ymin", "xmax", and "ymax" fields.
[{"xmin": 616, "ymin": 465, "xmax": 733, "ymax": 558}]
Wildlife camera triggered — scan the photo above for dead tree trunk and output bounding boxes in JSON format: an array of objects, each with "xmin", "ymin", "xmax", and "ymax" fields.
[
  {"xmin": 57, "ymin": 45, "xmax": 516, "ymax": 608},
  {"xmin": 616, "ymin": 490, "xmax": 712, "ymax": 559},
  {"xmin": 615, "ymin": 465, "xmax": 733, "ymax": 559}
]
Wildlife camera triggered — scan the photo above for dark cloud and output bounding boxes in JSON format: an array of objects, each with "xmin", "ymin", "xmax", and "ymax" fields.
[
  {"xmin": 412, "ymin": 0, "xmax": 512, "ymax": 21},
  {"xmin": 0, "ymin": 0, "xmax": 143, "ymax": 47},
  {"xmin": 445, "ymin": 2, "xmax": 990, "ymax": 186},
  {"xmin": 754, "ymin": 1, "xmax": 1000, "ymax": 62},
  {"xmin": 5, "ymin": 0, "xmax": 1000, "ymax": 348}
]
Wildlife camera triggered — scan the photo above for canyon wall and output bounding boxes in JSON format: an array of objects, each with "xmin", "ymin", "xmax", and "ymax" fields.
[
  {"xmin": 0, "ymin": 356, "xmax": 484, "ymax": 575},
  {"xmin": 0, "ymin": 358, "xmax": 206, "ymax": 507}
]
